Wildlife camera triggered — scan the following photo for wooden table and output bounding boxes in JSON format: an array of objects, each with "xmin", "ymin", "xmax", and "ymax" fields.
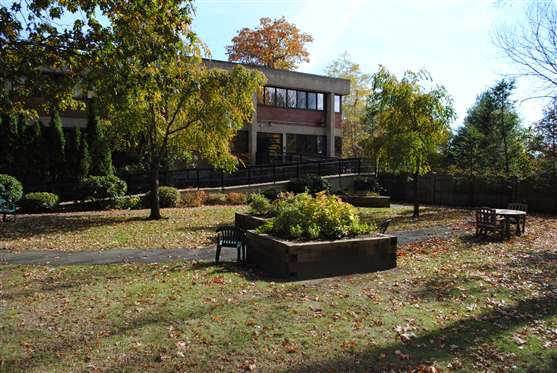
[{"xmin": 495, "ymin": 209, "xmax": 527, "ymax": 236}]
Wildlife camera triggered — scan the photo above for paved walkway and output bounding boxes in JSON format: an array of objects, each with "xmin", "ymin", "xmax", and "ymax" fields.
[{"xmin": 0, "ymin": 225, "xmax": 467, "ymax": 266}]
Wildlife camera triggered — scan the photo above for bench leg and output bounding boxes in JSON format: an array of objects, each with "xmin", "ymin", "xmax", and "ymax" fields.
[{"xmin": 215, "ymin": 244, "xmax": 221, "ymax": 264}]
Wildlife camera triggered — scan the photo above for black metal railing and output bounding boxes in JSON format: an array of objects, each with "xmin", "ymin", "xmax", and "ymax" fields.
[{"xmin": 122, "ymin": 157, "xmax": 363, "ymax": 194}]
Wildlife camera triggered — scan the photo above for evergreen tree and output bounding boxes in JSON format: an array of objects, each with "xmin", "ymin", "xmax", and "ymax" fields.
[
  {"xmin": 79, "ymin": 131, "xmax": 91, "ymax": 180},
  {"xmin": 48, "ymin": 112, "xmax": 66, "ymax": 182},
  {"xmin": 533, "ymin": 98, "xmax": 557, "ymax": 179},
  {"xmin": 65, "ymin": 127, "xmax": 82, "ymax": 182},
  {"xmin": 87, "ymin": 102, "xmax": 113, "ymax": 176},
  {"xmin": 0, "ymin": 114, "xmax": 18, "ymax": 175},
  {"xmin": 450, "ymin": 79, "xmax": 530, "ymax": 177}
]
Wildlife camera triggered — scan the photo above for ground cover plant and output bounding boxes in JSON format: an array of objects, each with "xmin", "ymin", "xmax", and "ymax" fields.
[{"xmin": 1, "ymin": 214, "xmax": 555, "ymax": 372}]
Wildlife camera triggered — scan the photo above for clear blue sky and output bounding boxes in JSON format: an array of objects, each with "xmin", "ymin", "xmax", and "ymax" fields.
[{"xmin": 192, "ymin": 0, "xmax": 545, "ymax": 128}]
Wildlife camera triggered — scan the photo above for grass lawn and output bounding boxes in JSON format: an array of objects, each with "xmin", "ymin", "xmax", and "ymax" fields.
[
  {"xmin": 0, "ymin": 204, "xmax": 470, "ymax": 252},
  {"xmin": 1, "ymin": 215, "xmax": 556, "ymax": 372}
]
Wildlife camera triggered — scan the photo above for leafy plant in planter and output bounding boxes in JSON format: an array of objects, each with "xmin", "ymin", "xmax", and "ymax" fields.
[
  {"xmin": 353, "ymin": 176, "xmax": 385, "ymax": 195},
  {"xmin": 257, "ymin": 192, "xmax": 373, "ymax": 240},
  {"xmin": 247, "ymin": 193, "xmax": 273, "ymax": 217}
]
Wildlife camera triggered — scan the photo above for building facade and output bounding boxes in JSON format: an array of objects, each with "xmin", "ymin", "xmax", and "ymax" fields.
[
  {"xmin": 50, "ymin": 59, "xmax": 350, "ymax": 165},
  {"xmin": 206, "ymin": 60, "xmax": 350, "ymax": 165}
]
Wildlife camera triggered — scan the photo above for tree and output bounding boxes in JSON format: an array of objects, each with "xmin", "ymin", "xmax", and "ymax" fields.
[
  {"xmin": 324, "ymin": 52, "xmax": 372, "ymax": 157},
  {"xmin": 94, "ymin": 2, "xmax": 265, "ymax": 219},
  {"xmin": 79, "ymin": 130, "xmax": 91, "ymax": 181},
  {"xmin": 0, "ymin": 114, "xmax": 18, "ymax": 175},
  {"xmin": 494, "ymin": 1, "xmax": 557, "ymax": 96},
  {"xmin": 226, "ymin": 17, "xmax": 313, "ymax": 70},
  {"xmin": 449, "ymin": 79, "xmax": 530, "ymax": 177},
  {"xmin": 87, "ymin": 103, "xmax": 113, "ymax": 176},
  {"xmin": 47, "ymin": 112, "xmax": 65, "ymax": 182},
  {"xmin": 533, "ymin": 98, "xmax": 557, "ymax": 179},
  {"xmin": 362, "ymin": 67, "xmax": 455, "ymax": 217}
]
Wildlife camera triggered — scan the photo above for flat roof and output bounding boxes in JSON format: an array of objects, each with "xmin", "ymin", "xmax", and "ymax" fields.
[{"xmin": 204, "ymin": 59, "xmax": 351, "ymax": 96}]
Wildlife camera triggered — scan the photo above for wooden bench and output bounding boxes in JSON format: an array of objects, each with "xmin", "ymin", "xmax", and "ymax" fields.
[{"xmin": 0, "ymin": 197, "xmax": 17, "ymax": 222}]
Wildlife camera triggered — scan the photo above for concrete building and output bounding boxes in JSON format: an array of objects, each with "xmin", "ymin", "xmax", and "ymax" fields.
[{"xmin": 53, "ymin": 59, "xmax": 350, "ymax": 165}]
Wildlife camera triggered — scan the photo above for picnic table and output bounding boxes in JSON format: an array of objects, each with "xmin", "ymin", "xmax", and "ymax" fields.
[{"xmin": 495, "ymin": 209, "xmax": 527, "ymax": 236}]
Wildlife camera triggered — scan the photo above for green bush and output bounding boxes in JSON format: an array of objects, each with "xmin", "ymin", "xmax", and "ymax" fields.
[
  {"xmin": 206, "ymin": 192, "xmax": 227, "ymax": 205},
  {"xmin": 159, "ymin": 186, "xmax": 180, "ymax": 208},
  {"xmin": 248, "ymin": 193, "xmax": 272, "ymax": 217},
  {"xmin": 116, "ymin": 195, "xmax": 143, "ymax": 210},
  {"xmin": 257, "ymin": 192, "xmax": 372, "ymax": 240},
  {"xmin": 80, "ymin": 175, "xmax": 127, "ymax": 202},
  {"xmin": 287, "ymin": 175, "xmax": 332, "ymax": 195},
  {"xmin": 0, "ymin": 174, "xmax": 23, "ymax": 202},
  {"xmin": 20, "ymin": 192, "xmax": 59, "ymax": 212}
]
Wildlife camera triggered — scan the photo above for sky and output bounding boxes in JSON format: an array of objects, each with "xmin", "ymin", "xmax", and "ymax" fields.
[{"xmin": 191, "ymin": 0, "xmax": 548, "ymax": 128}]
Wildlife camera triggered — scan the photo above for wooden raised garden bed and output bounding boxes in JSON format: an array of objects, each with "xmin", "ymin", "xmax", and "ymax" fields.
[
  {"xmin": 246, "ymin": 231, "xmax": 397, "ymax": 280},
  {"xmin": 235, "ymin": 212, "xmax": 269, "ymax": 231},
  {"xmin": 340, "ymin": 195, "xmax": 391, "ymax": 208}
]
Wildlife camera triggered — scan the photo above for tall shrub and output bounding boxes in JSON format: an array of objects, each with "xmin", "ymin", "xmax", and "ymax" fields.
[
  {"xmin": 0, "ymin": 174, "xmax": 23, "ymax": 202},
  {"xmin": 79, "ymin": 130, "xmax": 91, "ymax": 180},
  {"xmin": 66, "ymin": 127, "xmax": 86, "ymax": 182},
  {"xmin": 47, "ymin": 112, "xmax": 66, "ymax": 182},
  {"xmin": 87, "ymin": 102, "xmax": 113, "ymax": 176},
  {"xmin": 0, "ymin": 114, "xmax": 17, "ymax": 175}
]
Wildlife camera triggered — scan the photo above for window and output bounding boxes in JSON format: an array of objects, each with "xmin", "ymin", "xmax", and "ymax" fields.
[
  {"xmin": 257, "ymin": 87, "xmax": 264, "ymax": 104},
  {"xmin": 276, "ymin": 88, "xmax": 287, "ymax": 107},
  {"xmin": 307, "ymin": 92, "xmax": 317, "ymax": 110},
  {"xmin": 335, "ymin": 95, "xmax": 342, "ymax": 113},
  {"xmin": 287, "ymin": 90, "xmax": 297, "ymax": 108},
  {"xmin": 286, "ymin": 134, "xmax": 297, "ymax": 153},
  {"xmin": 296, "ymin": 91, "xmax": 306, "ymax": 109},
  {"xmin": 265, "ymin": 87, "xmax": 276, "ymax": 105},
  {"xmin": 317, "ymin": 93, "xmax": 324, "ymax": 111},
  {"xmin": 316, "ymin": 135, "xmax": 326, "ymax": 155}
]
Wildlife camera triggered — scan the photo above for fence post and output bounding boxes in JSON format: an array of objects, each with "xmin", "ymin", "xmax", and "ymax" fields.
[
  {"xmin": 196, "ymin": 169, "xmax": 200, "ymax": 190},
  {"xmin": 273, "ymin": 164, "xmax": 276, "ymax": 184},
  {"xmin": 317, "ymin": 162, "xmax": 321, "ymax": 176},
  {"xmin": 296, "ymin": 162, "xmax": 300, "ymax": 178},
  {"xmin": 248, "ymin": 167, "xmax": 251, "ymax": 187},
  {"xmin": 357, "ymin": 159, "xmax": 361, "ymax": 175}
]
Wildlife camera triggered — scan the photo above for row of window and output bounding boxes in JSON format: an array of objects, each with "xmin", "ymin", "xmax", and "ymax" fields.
[
  {"xmin": 259, "ymin": 86, "xmax": 342, "ymax": 113},
  {"xmin": 232, "ymin": 131, "xmax": 342, "ymax": 157}
]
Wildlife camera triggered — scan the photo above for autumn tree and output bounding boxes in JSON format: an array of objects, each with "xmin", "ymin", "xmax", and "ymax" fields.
[
  {"xmin": 93, "ymin": 2, "xmax": 265, "ymax": 219},
  {"xmin": 533, "ymin": 98, "xmax": 557, "ymax": 179},
  {"xmin": 362, "ymin": 67, "xmax": 455, "ymax": 217},
  {"xmin": 226, "ymin": 17, "xmax": 313, "ymax": 70},
  {"xmin": 325, "ymin": 52, "xmax": 372, "ymax": 157}
]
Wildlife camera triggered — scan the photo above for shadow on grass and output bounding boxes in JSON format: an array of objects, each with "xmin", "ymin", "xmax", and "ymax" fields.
[
  {"xmin": 0, "ymin": 214, "xmax": 147, "ymax": 241},
  {"xmin": 283, "ymin": 293, "xmax": 557, "ymax": 372}
]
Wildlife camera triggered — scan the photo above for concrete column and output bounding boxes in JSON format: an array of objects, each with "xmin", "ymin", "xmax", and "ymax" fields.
[
  {"xmin": 249, "ymin": 95, "xmax": 258, "ymax": 165},
  {"xmin": 326, "ymin": 92, "xmax": 336, "ymax": 158}
]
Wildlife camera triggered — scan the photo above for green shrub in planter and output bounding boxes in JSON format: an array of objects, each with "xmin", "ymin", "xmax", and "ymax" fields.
[
  {"xmin": 257, "ymin": 192, "xmax": 372, "ymax": 240},
  {"xmin": 143, "ymin": 186, "xmax": 181, "ymax": 208},
  {"xmin": 116, "ymin": 195, "xmax": 143, "ymax": 210},
  {"xmin": 80, "ymin": 175, "xmax": 127, "ymax": 202},
  {"xmin": 287, "ymin": 175, "xmax": 332, "ymax": 195},
  {"xmin": 20, "ymin": 192, "xmax": 59, "ymax": 212},
  {"xmin": 0, "ymin": 174, "xmax": 23, "ymax": 202},
  {"xmin": 248, "ymin": 193, "xmax": 272, "ymax": 217},
  {"xmin": 353, "ymin": 176, "xmax": 385, "ymax": 195}
]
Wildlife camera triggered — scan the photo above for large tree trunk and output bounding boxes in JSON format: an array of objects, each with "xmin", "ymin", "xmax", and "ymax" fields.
[
  {"xmin": 148, "ymin": 158, "xmax": 161, "ymax": 220},
  {"xmin": 413, "ymin": 170, "xmax": 420, "ymax": 218}
]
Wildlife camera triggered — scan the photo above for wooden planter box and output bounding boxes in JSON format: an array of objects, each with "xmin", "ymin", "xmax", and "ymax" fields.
[
  {"xmin": 235, "ymin": 212, "xmax": 270, "ymax": 231},
  {"xmin": 341, "ymin": 195, "xmax": 391, "ymax": 208},
  {"xmin": 246, "ymin": 231, "xmax": 397, "ymax": 280}
]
